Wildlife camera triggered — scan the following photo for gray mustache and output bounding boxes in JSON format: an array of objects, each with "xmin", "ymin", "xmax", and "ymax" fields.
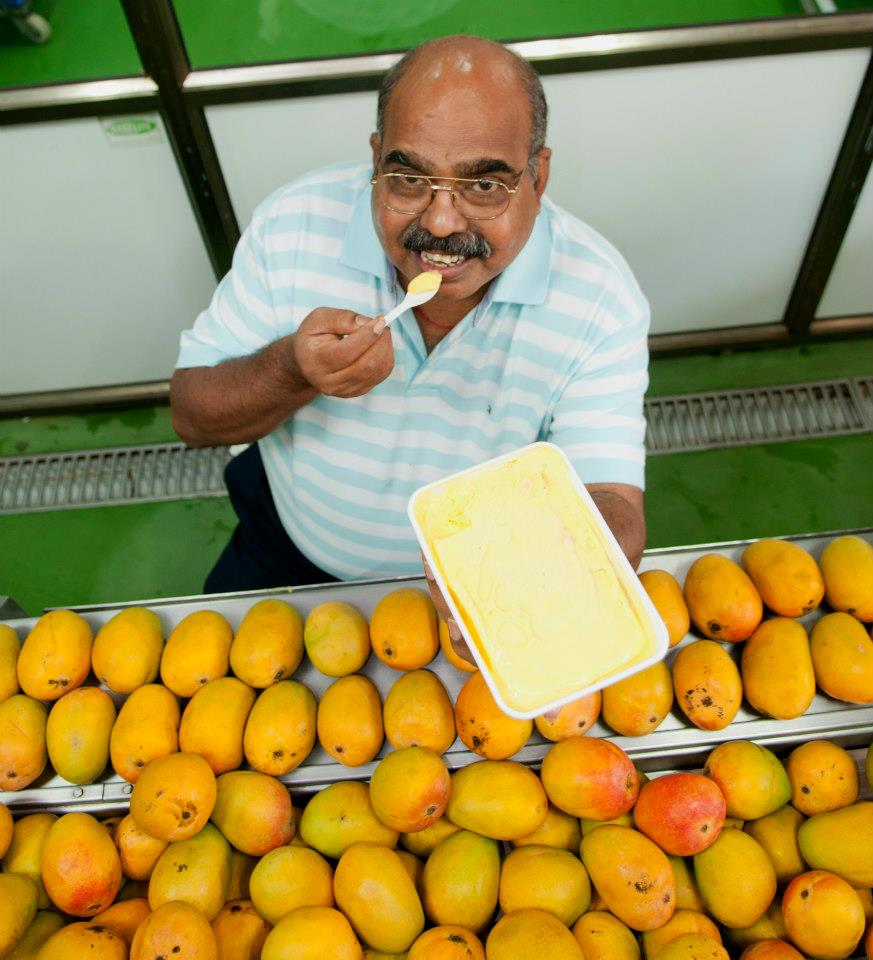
[{"xmin": 402, "ymin": 223, "xmax": 491, "ymax": 259}]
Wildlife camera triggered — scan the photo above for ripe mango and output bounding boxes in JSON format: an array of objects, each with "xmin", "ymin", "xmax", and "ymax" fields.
[
  {"xmin": 639, "ymin": 569, "xmax": 690, "ymax": 647},
  {"xmin": 540, "ymin": 736, "xmax": 639, "ymax": 820},
  {"xmin": 91, "ymin": 607, "xmax": 163, "ymax": 694},
  {"xmin": 742, "ymin": 538, "xmax": 824, "ymax": 618},
  {"xmin": 486, "ymin": 908, "xmax": 584, "ymax": 959},
  {"xmin": 304, "ymin": 600, "xmax": 370, "ymax": 677},
  {"xmin": 669, "ymin": 855, "xmax": 706, "ymax": 912},
  {"xmin": 693, "ymin": 829, "xmax": 776, "ymax": 928},
  {"xmin": 684, "ymin": 554, "xmax": 763, "ymax": 642},
  {"xmin": 633, "ymin": 773, "xmax": 726, "ymax": 856},
  {"xmin": 703, "ymin": 740, "xmax": 791, "ymax": 820},
  {"xmin": 641, "ymin": 909, "xmax": 722, "ymax": 960},
  {"xmin": 370, "ymin": 587, "xmax": 438, "ymax": 671},
  {"xmin": 179, "ymin": 675, "xmax": 256, "ymax": 774},
  {"xmin": 261, "ymin": 906, "xmax": 360, "ymax": 960},
  {"xmin": 317, "ymin": 674, "xmax": 384, "ymax": 766},
  {"xmin": 602, "ymin": 661, "xmax": 673, "ymax": 737},
  {"xmin": 454, "ymin": 670, "xmax": 531, "ymax": 759},
  {"xmin": 130, "ymin": 751, "xmax": 217, "ymax": 843},
  {"xmin": 722, "ymin": 902, "xmax": 787, "ymax": 952},
  {"xmin": 41, "ymin": 812, "xmax": 122, "ymax": 916},
  {"xmin": 130, "ymin": 900, "xmax": 217, "ymax": 960},
  {"xmin": 785, "ymin": 739, "xmax": 858, "ymax": 815},
  {"xmin": 46, "ymin": 686, "xmax": 116, "ymax": 785},
  {"xmin": 580, "ymin": 810, "xmax": 634, "ymax": 834},
  {"xmin": 0, "ymin": 803, "xmax": 10, "ymax": 860},
  {"xmin": 0, "ymin": 623, "xmax": 21, "ymax": 703},
  {"xmin": 512, "ymin": 803, "xmax": 582, "ymax": 852},
  {"xmin": 211, "ymin": 769, "xmax": 293, "ymax": 856},
  {"xmin": 109, "ymin": 683, "xmax": 180, "ymax": 783},
  {"xmin": 534, "ymin": 691, "xmax": 601, "ymax": 741},
  {"xmin": 92, "ymin": 897, "xmax": 151, "ymax": 945},
  {"xmin": 160, "ymin": 609, "xmax": 232, "ymax": 698},
  {"xmin": 243, "ymin": 678, "xmax": 316, "ymax": 775},
  {"xmin": 811, "ymin": 611, "xmax": 873, "ymax": 703},
  {"xmin": 370, "ymin": 746, "xmax": 451, "ymax": 833},
  {"xmin": 819, "ymin": 534, "xmax": 873, "ymax": 622},
  {"xmin": 383, "ymin": 669, "xmax": 456, "ymax": 754},
  {"xmin": 299, "ymin": 780, "xmax": 398, "ymax": 859},
  {"xmin": 4, "ymin": 909, "xmax": 64, "ymax": 959},
  {"xmin": 499, "ymin": 845, "xmax": 591, "ymax": 926},
  {"xmin": 581, "ymin": 824, "xmax": 675, "ymax": 931},
  {"xmin": 738, "ymin": 941, "xmax": 804, "ymax": 959},
  {"xmin": 0, "ymin": 873, "xmax": 37, "ymax": 957},
  {"xmin": 420, "ymin": 829, "xmax": 499, "ymax": 932},
  {"xmin": 783, "ymin": 869, "xmax": 865, "ymax": 959},
  {"xmin": 653, "ymin": 934, "xmax": 728, "ymax": 959},
  {"xmin": 335, "ymin": 842, "xmax": 425, "ymax": 953},
  {"xmin": 148, "ymin": 821, "xmax": 232, "ymax": 920},
  {"xmin": 249, "ymin": 845, "xmax": 334, "ymax": 925},
  {"xmin": 447, "ymin": 760, "xmax": 547, "ymax": 841},
  {"xmin": 0, "ymin": 694, "xmax": 47, "ymax": 791},
  {"xmin": 36, "ymin": 922, "xmax": 127, "ymax": 959},
  {"xmin": 114, "ymin": 813, "xmax": 167, "ymax": 881},
  {"xmin": 572, "ymin": 910, "xmax": 640, "ymax": 959},
  {"xmin": 743, "ymin": 803, "xmax": 807, "ymax": 887},
  {"xmin": 211, "ymin": 900, "xmax": 271, "ymax": 960},
  {"xmin": 16, "ymin": 609, "xmax": 93, "ymax": 701},
  {"xmin": 798, "ymin": 801, "xmax": 873, "ymax": 886},
  {"xmin": 226, "ymin": 850, "xmax": 257, "ymax": 900},
  {"xmin": 409, "ymin": 926, "xmax": 484, "ymax": 960},
  {"xmin": 230, "ymin": 598, "xmax": 303, "ymax": 688},
  {"xmin": 740, "ymin": 617, "xmax": 815, "ymax": 720},
  {"xmin": 400, "ymin": 815, "xmax": 460, "ymax": 857},
  {"xmin": 2, "ymin": 813, "xmax": 56, "ymax": 909},
  {"xmin": 672, "ymin": 640, "xmax": 742, "ymax": 731}
]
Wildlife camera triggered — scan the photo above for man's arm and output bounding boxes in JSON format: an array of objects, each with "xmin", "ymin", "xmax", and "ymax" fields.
[{"xmin": 587, "ymin": 481, "xmax": 646, "ymax": 570}]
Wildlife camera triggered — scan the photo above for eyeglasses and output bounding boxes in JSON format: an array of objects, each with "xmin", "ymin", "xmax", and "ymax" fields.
[{"xmin": 370, "ymin": 171, "xmax": 522, "ymax": 221}]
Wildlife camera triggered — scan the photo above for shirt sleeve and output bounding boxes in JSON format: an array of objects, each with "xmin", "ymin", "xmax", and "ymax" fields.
[
  {"xmin": 175, "ymin": 211, "xmax": 281, "ymax": 369},
  {"xmin": 546, "ymin": 294, "xmax": 650, "ymax": 490}
]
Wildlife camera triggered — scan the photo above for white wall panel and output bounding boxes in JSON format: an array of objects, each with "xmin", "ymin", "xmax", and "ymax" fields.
[
  {"xmin": 817, "ymin": 169, "xmax": 873, "ymax": 318},
  {"xmin": 0, "ymin": 115, "xmax": 216, "ymax": 396},
  {"xmin": 208, "ymin": 49, "xmax": 868, "ymax": 337}
]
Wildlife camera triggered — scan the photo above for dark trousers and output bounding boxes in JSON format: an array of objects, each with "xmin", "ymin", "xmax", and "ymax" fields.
[{"xmin": 204, "ymin": 442, "xmax": 338, "ymax": 593}]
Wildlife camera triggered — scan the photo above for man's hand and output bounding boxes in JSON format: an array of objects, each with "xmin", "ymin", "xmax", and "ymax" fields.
[
  {"xmin": 421, "ymin": 555, "xmax": 477, "ymax": 668},
  {"xmin": 292, "ymin": 308, "xmax": 394, "ymax": 399}
]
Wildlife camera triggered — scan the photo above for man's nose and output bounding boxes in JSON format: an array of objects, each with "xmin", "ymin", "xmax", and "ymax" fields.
[{"xmin": 418, "ymin": 186, "xmax": 469, "ymax": 237}]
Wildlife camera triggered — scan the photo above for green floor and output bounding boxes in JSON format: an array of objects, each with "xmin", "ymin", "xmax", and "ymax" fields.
[{"xmin": 1, "ymin": 338, "xmax": 871, "ymax": 617}]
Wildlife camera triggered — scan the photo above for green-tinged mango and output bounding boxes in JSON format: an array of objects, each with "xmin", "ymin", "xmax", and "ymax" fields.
[
  {"xmin": 669, "ymin": 855, "xmax": 707, "ymax": 912},
  {"xmin": 703, "ymin": 740, "xmax": 791, "ymax": 820},
  {"xmin": 819, "ymin": 535, "xmax": 873, "ymax": 622},
  {"xmin": 299, "ymin": 780, "xmax": 398, "ymax": 859},
  {"xmin": 46, "ymin": 686, "xmax": 116, "ymax": 785},
  {"xmin": 243, "ymin": 679, "xmax": 316, "ymax": 776},
  {"xmin": 740, "ymin": 618, "xmax": 815, "ymax": 720},
  {"xmin": 420, "ymin": 829, "xmax": 500, "ymax": 933},
  {"xmin": 1, "ymin": 813, "xmax": 56, "ymax": 909},
  {"xmin": 743, "ymin": 803, "xmax": 807, "ymax": 887},
  {"xmin": 5, "ymin": 910, "xmax": 64, "ymax": 960},
  {"xmin": 693, "ymin": 829, "xmax": 776, "ymax": 929},
  {"xmin": 148, "ymin": 821, "xmax": 232, "ymax": 920},
  {"xmin": 722, "ymin": 902, "xmax": 787, "ymax": 952},
  {"xmin": 304, "ymin": 600, "xmax": 370, "ymax": 677},
  {"xmin": 0, "ymin": 873, "xmax": 38, "ymax": 957},
  {"xmin": 0, "ymin": 695, "xmax": 47, "ymax": 791},
  {"xmin": 798, "ymin": 801, "xmax": 873, "ymax": 886},
  {"xmin": 249, "ymin": 845, "xmax": 334, "ymax": 925}
]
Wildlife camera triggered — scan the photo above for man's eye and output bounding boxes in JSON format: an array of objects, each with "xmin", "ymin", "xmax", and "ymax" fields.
[
  {"xmin": 401, "ymin": 175, "xmax": 425, "ymax": 186},
  {"xmin": 472, "ymin": 179, "xmax": 498, "ymax": 193}
]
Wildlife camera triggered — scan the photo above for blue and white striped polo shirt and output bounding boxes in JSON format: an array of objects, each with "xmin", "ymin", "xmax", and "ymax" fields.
[{"xmin": 177, "ymin": 161, "xmax": 650, "ymax": 580}]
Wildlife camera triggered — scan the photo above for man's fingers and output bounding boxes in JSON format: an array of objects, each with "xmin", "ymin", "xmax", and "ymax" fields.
[
  {"xmin": 447, "ymin": 619, "xmax": 476, "ymax": 667},
  {"xmin": 422, "ymin": 555, "xmax": 454, "ymax": 623}
]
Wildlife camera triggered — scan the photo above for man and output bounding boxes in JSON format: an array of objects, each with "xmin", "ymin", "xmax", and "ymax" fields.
[{"xmin": 171, "ymin": 35, "xmax": 650, "ymax": 605}]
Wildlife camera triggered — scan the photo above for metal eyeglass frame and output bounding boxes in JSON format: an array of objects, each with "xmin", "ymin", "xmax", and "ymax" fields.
[{"xmin": 370, "ymin": 170, "xmax": 523, "ymax": 221}]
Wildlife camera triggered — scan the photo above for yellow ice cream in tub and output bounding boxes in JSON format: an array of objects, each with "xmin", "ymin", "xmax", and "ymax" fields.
[{"xmin": 409, "ymin": 442, "xmax": 668, "ymax": 719}]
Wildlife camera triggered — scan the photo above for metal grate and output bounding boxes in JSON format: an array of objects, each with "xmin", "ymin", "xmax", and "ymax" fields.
[
  {"xmin": 0, "ymin": 443, "xmax": 231, "ymax": 515},
  {"xmin": 645, "ymin": 378, "xmax": 873, "ymax": 454}
]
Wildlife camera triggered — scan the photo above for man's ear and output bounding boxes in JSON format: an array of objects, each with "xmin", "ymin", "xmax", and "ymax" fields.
[
  {"xmin": 370, "ymin": 133, "xmax": 381, "ymax": 170},
  {"xmin": 533, "ymin": 147, "xmax": 551, "ymax": 199}
]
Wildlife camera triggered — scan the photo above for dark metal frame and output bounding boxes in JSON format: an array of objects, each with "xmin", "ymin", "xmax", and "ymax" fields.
[{"xmin": 0, "ymin": 8, "xmax": 871, "ymax": 411}]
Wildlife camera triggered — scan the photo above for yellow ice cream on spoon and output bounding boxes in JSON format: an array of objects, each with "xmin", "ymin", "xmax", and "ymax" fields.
[{"xmin": 382, "ymin": 270, "xmax": 442, "ymax": 327}]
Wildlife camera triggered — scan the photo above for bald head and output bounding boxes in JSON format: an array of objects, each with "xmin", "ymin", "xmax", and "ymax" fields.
[{"xmin": 376, "ymin": 35, "xmax": 548, "ymax": 170}]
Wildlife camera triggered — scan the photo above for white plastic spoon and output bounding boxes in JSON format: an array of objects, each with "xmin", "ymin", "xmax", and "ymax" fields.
[{"xmin": 382, "ymin": 270, "xmax": 442, "ymax": 327}]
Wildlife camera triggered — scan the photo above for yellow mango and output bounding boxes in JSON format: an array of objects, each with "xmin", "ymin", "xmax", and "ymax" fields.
[
  {"xmin": 421, "ymin": 829, "xmax": 500, "ymax": 933},
  {"xmin": 317, "ymin": 674, "xmax": 383, "ymax": 766},
  {"xmin": 383, "ymin": 669, "xmax": 456, "ymax": 754},
  {"xmin": 740, "ymin": 618, "xmax": 815, "ymax": 720},
  {"xmin": 486, "ymin": 908, "xmax": 584, "ymax": 959},
  {"xmin": 148, "ymin": 822, "xmax": 232, "ymax": 920},
  {"xmin": 581, "ymin": 824, "xmax": 675, "ymax": 931},
  {"xmin": 454, "ymin": 671, "xmax": 531, "ymax": 760},
  {"xmin": 0, "ymin": 803, "xmax": 10, "ymax": 860},
  {"xmin": 641, "ymin": 909, "xmax": 722, "ymax": 960},
  {"xmin": 179, "ymin": 676, "xmax": 256, "ymax": 774},
  {"xmin": 669, "ymin": 855, "xmax": 707, "ymax": 912},
  {"xmin": 693, "ymin": 829, "xmax": 776, "ymax": 929},
  {"xmin": 211, "ymin": 769, "xmax": 293, "ymax": 856},
  {"xmin": 2, "ymin": 813, "xmax": 56, "ymax": 909},
  {"xmin": 304, "ymin": 600, "xmax": 370, "ymax": 677},
  {"xmin": 130, "ymin": 751, "xmax": 216, "ymax": 843},
  {"xmin": 743, "ymin": 804, "xmax": 807, "ymax": 886},
  {"xmin": 261, "ymin": 906, "xmax": 361, "ymax": 960},
  {"xmin": 408, "ymin": 926, "xmax": 484, "ymax": 960},
  {"xmin": 534, "ymin": 691, "xmax": 601, "ymax": 741},
  {"xmin": 703, "ymin": 740, "xmax": 791, "ymax": 820},
  {"xmin": 130, "ymin": 900, "xmax": 217, "ymax": 960},
  {"xmin": 5, "ymin": 910, "xmax": 64, "ymax": 960},
  {"xmin": 370, "ymin": 746, "xmax": 451, "ymax": 833},
  {"xmin": 0, "ymin": 873, "xmax": 38, "ymax": 957},
  {"xmin": 783, "ymin": 869, "xmax": 865, "ymax": 959},
  {"xmin": 230, "ymin": 598, "xmax": 303, "ymax": 688},
  {"xmin": 249, "ymin": 845, "xmax": 334, "ymax": 925},
  {"xmin": 243, "ymin": 679, "xmax": 316, "ymax": 775},
  {"xmin": 447, "ymin": 760, "xmax": 547, "ymax": 841},
  {"xmin": 512, "ymin": 803, "xmax": 582, "ymax": 852},
  {"xmin": 742, "ymin": 538, "xmax": 825, "ymax": 618},
  {"xmin": 819, "ymin": 534, "xmax": 873, "ymax": 622},
  {"xmin": 46, "ymin": 687, "xmax": 116, "ymax": 785},
  {"xmin": 737, "ymin": 940, "xmax": 805, "ymax": 960},
  {"xmin": 499, "ymin": 845, "xmax": 591, "ymax": 926},
  {"xmin": 580, "ymin": 811, "xmax": 635, "ymax": 835},
  {"xmin": 400, "ymin": 815, "xmax": 460, "ymax": 857},
  {"xmin": 0, "ymin": 623, "xmax": 21, "ymax": 702},
  {"xmin": 798, "ymin": 801, "xmax": 873, "ymax": 886},
  {"xmin": 109, "ymin": 683, "xmax": 180, "ymax": 783},
  {"xmin": 211, "ymin": 900, "xmax": 271, "ymax": 960},
  {"xmin": 370, "ymin": 588, "xmax": 438, "ymax": 671},
  {"xmin": 811, "ymin": 611, "xmax": 873, "ymax": 703},
  {"xmin": 395, "ymin": 850, "xmax": 423, "ymax": 888},
  {"xmin": 114, "ymin": 813, "xmax": 167, "ymax": 882},
  {"xmin": 602, "ymin": 660, "xmax": 674, "ymax": 737},
  {"xmin": 160, "ymin": 609, "xmax": 232, "ymax": 698},
  {"xmin": 41, "ymin": 812, "xmax": 123, "ymax": 916},
  {"xmin": 226, "ymin": 850, "xmax": 257, "ymax": 901},
  {"xmin": 683, "ymin": 554, "xmax": 763, "ymax": 642},
  {"xmin": 16, "ymin": 609, "xmax": 92, "ymax": 701},
  {"xmin": 36, "ymin": 922, "xmax": 127, "ymax": 959},
  {"xmin": 722, "ymin": 902, "xmax": 787, "ymax": 951},
  {"xmin": 92, "ymin": 897, "xmax": 151, "ymax": 945},
  {"xmin": 91, "ymin": 607, "xmax": 164, "ymax": 694},
  {"xmin": 572, "ymin": 910, "xmax": 640, "ymax": 959},
  {"xmin": 855, "ymin": 886, "xmax": 873, "ymax": 922},
  {"xmin": 299, "ymin": 780, "xmax": 398, "ymax": 859},
  {"xmin": 672, "ymin": 640, "xmax": 742, "ymax": 731},
  {"xmin": 334, "ymin": 842, "xmax": 425, "ymax": 954},
  {"xmin": 652, "ymin": 934, "xmax": 728, "ymax": 960},
  {"xmin": 0, "ymin": 694, "xmax": 47, "ymax": 791},
  {"xmin": 785, "ymin": 739, "xmax": 858, "ymax": 815},
  {"xmin": 639, "ymin": 569, "xmax": 690, "ymax": 647}
]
